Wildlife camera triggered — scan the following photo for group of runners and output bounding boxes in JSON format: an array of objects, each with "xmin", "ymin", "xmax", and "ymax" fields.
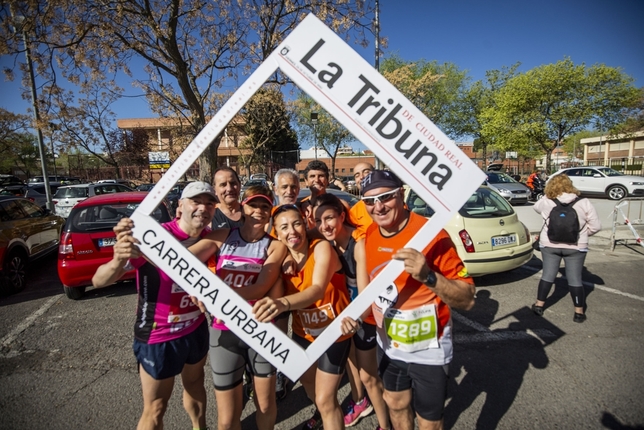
[{"xmin": 92, "ymin": 160, "xmax": 475, "ymax": 430}]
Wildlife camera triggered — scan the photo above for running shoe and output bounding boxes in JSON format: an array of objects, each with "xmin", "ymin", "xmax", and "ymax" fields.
[
  {"xmin": 275, "ymin": 371, "xmax": 288, "ymax": 400},
  {"xmin": 301, "ymin": 409, "xmax": 323, "ymax": 430},
  {"xmin": 242, "ymin": 370, "xmax": 254, "ymax": 400},
  {"xmin": 344, "ymin": 397, "xmax": 373, "ymax": 427}
]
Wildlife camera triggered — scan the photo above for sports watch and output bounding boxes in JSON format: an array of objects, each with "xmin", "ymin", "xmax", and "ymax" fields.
[{"xmin": 424, "ymin": 269, "xmax": 437, "ymax": 288}]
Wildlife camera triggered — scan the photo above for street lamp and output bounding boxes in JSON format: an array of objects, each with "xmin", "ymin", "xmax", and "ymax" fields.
[
  {"xmin": 11, "ymin": 10, "xmax": 53, "ymax": 210},
  {"xmin": 310, "ymin": 112, "xmax": 318, "ymax": 160}
]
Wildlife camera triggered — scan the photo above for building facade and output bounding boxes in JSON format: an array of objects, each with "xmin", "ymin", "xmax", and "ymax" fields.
[{"xmin": 581, "ymin": 131, "xmax": 644, "ymax": 174}]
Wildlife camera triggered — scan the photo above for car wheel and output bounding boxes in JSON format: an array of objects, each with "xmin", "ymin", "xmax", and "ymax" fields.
[
  {"xmin": 63, "ymin": 285, "xmax": 85, "ymax": 300},
  {"xmin": 607, "ymin": 185, "xmax": 627, "ymax": 200},
  {"xmin": 2, "ymin": 248, "xmax": 28, "ymax": 293}
]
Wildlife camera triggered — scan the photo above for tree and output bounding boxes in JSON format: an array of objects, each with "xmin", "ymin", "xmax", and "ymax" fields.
[
  {"xmin": 1, "ymin": 1, "xmax": 377, "ymax": 181},
  {"xmin": 461, "ymin": 64, "xmax": 520, "ymax": 169},
  {"xmin": 237, "ymin": 86, "xmax": 297, "ymax": 177},
  {"xmin": 0, "ymin": 108, "xmax": 30, "ymax": 160},
  {"xmin": 380, "ymin": 56, "xmax": 469, "ymax": 138},
  {"xmin": 481, "ymin": 58, "xmax": 640, "ymax": 173},
  {"xmin": 612, "ymin": 87, "xmax": 644, "ymax": 134},
  {"xmin": 292, "ymin": 92, "xmax": 355, "ymax": 176}
]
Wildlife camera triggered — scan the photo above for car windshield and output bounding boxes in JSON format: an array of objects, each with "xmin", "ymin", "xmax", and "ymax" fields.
[
  {"xmin": 596, "ymin": 167, "xmax": 624, "ymax": 177},
  {"xmin": 54, "ymin": 187, "xmax": 89, "ymax": 198},
  {"xmin": 459, "ymin": 188, "xmax": 514, "ymax": 218},
  {"xmin": 486, "ymin": 172, "xmax": 518, "ymax": 184},
  {"xmin": 68, "ymin": 202, "xmax": 171, "ymax": 232}
]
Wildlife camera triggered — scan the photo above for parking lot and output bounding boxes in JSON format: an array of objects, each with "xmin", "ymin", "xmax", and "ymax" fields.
[{"xmin": 1, "ymin": 198, "xmax": 644, "ymax": 429}]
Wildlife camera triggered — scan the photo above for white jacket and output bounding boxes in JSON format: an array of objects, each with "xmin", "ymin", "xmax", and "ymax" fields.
[{"xmin": 533, "ymin": 193, "xmax": 601, "ymax": 250}]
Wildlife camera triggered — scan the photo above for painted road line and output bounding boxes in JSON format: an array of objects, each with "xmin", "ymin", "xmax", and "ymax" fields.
[
  {"xmin": 518, "ymin": 265, "xmax": 644, "ymax": 302},
  {"xmin": 452, "ymin": 312, "xmax": 556, "ymax": 343},
  {"xmin": 0, "ymin": 295, "xmax": 60, "ymax": 348}
]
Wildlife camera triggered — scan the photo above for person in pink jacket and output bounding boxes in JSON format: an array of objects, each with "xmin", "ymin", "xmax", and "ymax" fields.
[{"xmin": 532, "ymin": 174, "xmax": 601, "ymax": 323}]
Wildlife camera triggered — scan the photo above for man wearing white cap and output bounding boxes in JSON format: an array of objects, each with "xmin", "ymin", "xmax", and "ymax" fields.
[{"xmin": 92, "ymin": 181, "xmax": 217, "ymax": 430}]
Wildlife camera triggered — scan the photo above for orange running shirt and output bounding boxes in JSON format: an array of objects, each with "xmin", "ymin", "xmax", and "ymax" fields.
[
  {"xmin": 349, "ymin": 200, "xmax": 373, "ymax": 237},
  {"xmin": 283, "ymin": 239, "xmax": 351, "ymax": 343},
  {"xmin": 365, "ymin": 211, "xmax": 473, "ymax": 365}
]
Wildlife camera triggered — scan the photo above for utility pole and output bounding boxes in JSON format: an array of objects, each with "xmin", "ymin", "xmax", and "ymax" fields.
[
  {"xmin": 374, "ymin": 0, "xmax": 383, "ymax": 170},
  {"xmin": 10, "ymin": 9, "xmax": 53, "ymax": 210}
]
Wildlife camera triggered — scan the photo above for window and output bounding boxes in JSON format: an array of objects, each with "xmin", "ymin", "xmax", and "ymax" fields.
[
  {"xmin": 0, "ymin": 200, "xmax": 26, "ymax": 221},
  {"xmin": 17, "ymin": 200, "xmax": 43, "ymax": 218}
]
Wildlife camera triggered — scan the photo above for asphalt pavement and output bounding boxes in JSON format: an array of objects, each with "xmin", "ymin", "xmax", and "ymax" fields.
[{"xmin": 1, "ymin": 197, "xmax": 643, "ymax": 429}]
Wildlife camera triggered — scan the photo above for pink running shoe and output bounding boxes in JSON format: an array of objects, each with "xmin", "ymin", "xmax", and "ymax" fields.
[{"xmin": 344, "ymin": 397, "xmax": 374, "ymax": 427}]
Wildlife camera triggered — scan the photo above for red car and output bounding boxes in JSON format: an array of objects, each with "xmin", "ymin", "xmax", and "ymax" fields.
[{"xmin": 58, "ymin": 192, "xmax": 172, "ymax": 299}]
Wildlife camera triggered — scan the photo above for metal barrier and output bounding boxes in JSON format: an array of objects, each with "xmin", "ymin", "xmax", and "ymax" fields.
[{"xmin": 610, "ymin": 197, "xmax": 644, "ymax": 251}]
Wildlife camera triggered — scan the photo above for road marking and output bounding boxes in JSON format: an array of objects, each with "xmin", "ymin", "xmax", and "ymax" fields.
[
  {"xmin": 452, "ymin": 312, "xmax": 556, "ymax": 343},
  {"xmin": 519, "ymin": 265, "xmax": 644, "ymax": 302},
  {"xmin": 0, "ymin": 295, "xmax": 60, "ymax": 348}
]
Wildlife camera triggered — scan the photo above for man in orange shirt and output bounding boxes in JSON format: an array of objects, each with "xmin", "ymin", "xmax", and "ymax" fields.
[
  {"xmin": 349, "ymin": 161, "xmax": 374, "ymax": 236},
  {"xmin": 362, "ymin": 170, "xmax": 475, "ymax": 430}
]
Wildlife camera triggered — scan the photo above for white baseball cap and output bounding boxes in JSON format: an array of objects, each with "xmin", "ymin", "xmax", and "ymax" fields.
[{"xmin": 180, "ymin": 182, "xmax": 217, "ymax": 200}]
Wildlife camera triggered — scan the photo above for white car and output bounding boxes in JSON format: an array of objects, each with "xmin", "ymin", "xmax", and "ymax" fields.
[
  {"xmin": 550, "ymin": 166, "xmax": 644, "ymax": 200},
  {"xmin": 53, "ymin": 183, "xmax": 132, "ymax": 218}
]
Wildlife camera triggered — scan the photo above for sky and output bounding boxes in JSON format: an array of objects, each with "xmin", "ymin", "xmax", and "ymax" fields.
[{"xmin": 1, "ymin": 0, "xmax": 643, "ymax": 150}]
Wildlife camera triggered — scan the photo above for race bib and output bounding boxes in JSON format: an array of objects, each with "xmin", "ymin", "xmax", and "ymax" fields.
[
  {"xmin": 298, "ymin": 303, "xmax": 336, "ymax": 337},
  {"xmin": 384, "ymin": 304, "xmax": 438, "ymax": 352}
]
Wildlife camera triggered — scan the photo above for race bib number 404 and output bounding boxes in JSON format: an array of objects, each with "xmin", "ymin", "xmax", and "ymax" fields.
[{"xmin": 384, "ymin": 304, "xmax": 438, "ymax": 352}]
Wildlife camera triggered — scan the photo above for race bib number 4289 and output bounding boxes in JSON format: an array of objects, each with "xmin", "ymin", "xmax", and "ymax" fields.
[{"xmin": 384, "ymin": 304, "xmax": 438, "ymax": 352}]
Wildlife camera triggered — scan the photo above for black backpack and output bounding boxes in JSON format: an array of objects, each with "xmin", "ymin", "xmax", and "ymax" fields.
[{"xmin": 546, "ymin": 197, "xmax": 581, "ymax": 244}]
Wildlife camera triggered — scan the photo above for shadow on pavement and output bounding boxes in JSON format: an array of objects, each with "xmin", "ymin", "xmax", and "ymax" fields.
[
  {"xmin": 601, "ymin": 412, "xmax": 644, "ymax": 430},
  {"xmin": 446, "ymin": 302, "xmax": 566, "ymax": 430},
  {"xmin": 474, "ymin": 255, "xmax": 543, "ymax": 287}
]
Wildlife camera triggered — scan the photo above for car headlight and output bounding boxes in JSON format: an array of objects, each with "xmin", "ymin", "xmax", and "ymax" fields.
[
  {"xmin": 630, "ymin": 182, "xmax": 644, "ymax": 186},
  {"xmin": 497, "ymin": 188, "xmax": 510, "ymax": 194}
]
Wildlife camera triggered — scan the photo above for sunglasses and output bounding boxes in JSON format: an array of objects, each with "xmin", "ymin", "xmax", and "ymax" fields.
[
  {"xmin": 362, "ymin": 189, "xmax": 399, "ymax": 206},
  {"xmin": 272, "ymin": 204, "xmax": 301, "ymax": 219}
]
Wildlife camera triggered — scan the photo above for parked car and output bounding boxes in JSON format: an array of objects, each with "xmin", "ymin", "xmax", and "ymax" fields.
[
  {"xmin": 296, "ymin": 188, "xmax": 360, "ymax": 207},
  {"xmin": 550, "ymin": 166, "xmax": 644, "ymax": 200},
  {"xmin": 57, "ymin": 191, "xmax": 173, "ymax": 299},
  {"xmin": 242, "ymin": 179, "xmax": 268, "ymax": 195},
  {"xmin": 53, "ymin": 183, "xmax": 133, "ymax": 218},
  {"xmin": 484, "ymin": 171, "xmax": 531, "ymax": 205},
  {"xmin": 0, "ymin": 174, "xmax": 26, "ymax": 196},
  {"xmin": 0, "ymin": 196, "xmax": 65, "ymax": 293},
  {"xmin": 135, "ymin": 183, "xmax": 155, "ymax": 191},
  {"xmin": 95, "ymin": 179, "xmax": 137, "ymax": 189},
  {"xmin": 29, "ymin": 176, "xmax": 81, "ymax": 185},
  {"xmin": 24, "ymin": 184, "xmax": 60, "ymax": 208},
  {"xmin": 250, "ymin": 173, "xmax": 269, "ymax": 181},
  {"xmin": 405, "ymin": 185, "xmax": 533, "ymax": 276}
]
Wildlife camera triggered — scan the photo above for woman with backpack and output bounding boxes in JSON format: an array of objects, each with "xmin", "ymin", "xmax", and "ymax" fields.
[{"xmin": 532, "ymin": 174, "xmax": 601, "ymax": 323}]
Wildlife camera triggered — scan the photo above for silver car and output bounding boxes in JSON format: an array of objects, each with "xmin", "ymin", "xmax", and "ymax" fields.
[{"xmin": 484, "ymin": 172, "xmax": 530, "ymax": 205}]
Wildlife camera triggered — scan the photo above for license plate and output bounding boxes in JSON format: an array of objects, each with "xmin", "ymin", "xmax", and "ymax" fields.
[
  {"xmin": 492, "ymin": 235, "xmax": 516, "ymax": 247},
  {"xmin": 99, "ymin": 237, "xmax": 117, "ymax": 247}
]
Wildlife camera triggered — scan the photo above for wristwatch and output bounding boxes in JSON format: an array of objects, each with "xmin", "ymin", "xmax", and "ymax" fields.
[{"xmin": 424, "ymin": 269, "xmax": 437, "ymax": 288}]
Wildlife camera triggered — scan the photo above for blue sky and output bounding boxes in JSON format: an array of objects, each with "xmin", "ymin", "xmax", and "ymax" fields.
[{"xmin": 2, "ymin": 0, "xmax": 642, "ymax": 148}]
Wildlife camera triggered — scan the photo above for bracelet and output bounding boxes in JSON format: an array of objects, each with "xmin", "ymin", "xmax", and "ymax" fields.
[
  {"xmin": 283, "ymin": 297, "xmax": 291, "ymax": 312},
  {"xmin": 356, "ymin": 317, "xmax": 363, "ymax": 326}
]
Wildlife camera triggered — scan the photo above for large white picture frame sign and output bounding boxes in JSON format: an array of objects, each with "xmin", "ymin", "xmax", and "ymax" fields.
[{"xmin": 130, "ymin": 14, "xmax": 486, "ymax": 382}]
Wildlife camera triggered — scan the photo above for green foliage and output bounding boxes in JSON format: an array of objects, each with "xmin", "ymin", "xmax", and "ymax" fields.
[
  {"xmin": 380, "ymin": 56, "xmax": 469, "ymax": 138},
  {"xmin": 480, "ymin": 58, "xmax": 639, "ymax": 172},
  {"xmin": 291, "ymin": 92, "xmax": 356, "ymax": 175},
  {"xmin": 239, "ymin": 87, "xmax": 297, "ymax": 176}
]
